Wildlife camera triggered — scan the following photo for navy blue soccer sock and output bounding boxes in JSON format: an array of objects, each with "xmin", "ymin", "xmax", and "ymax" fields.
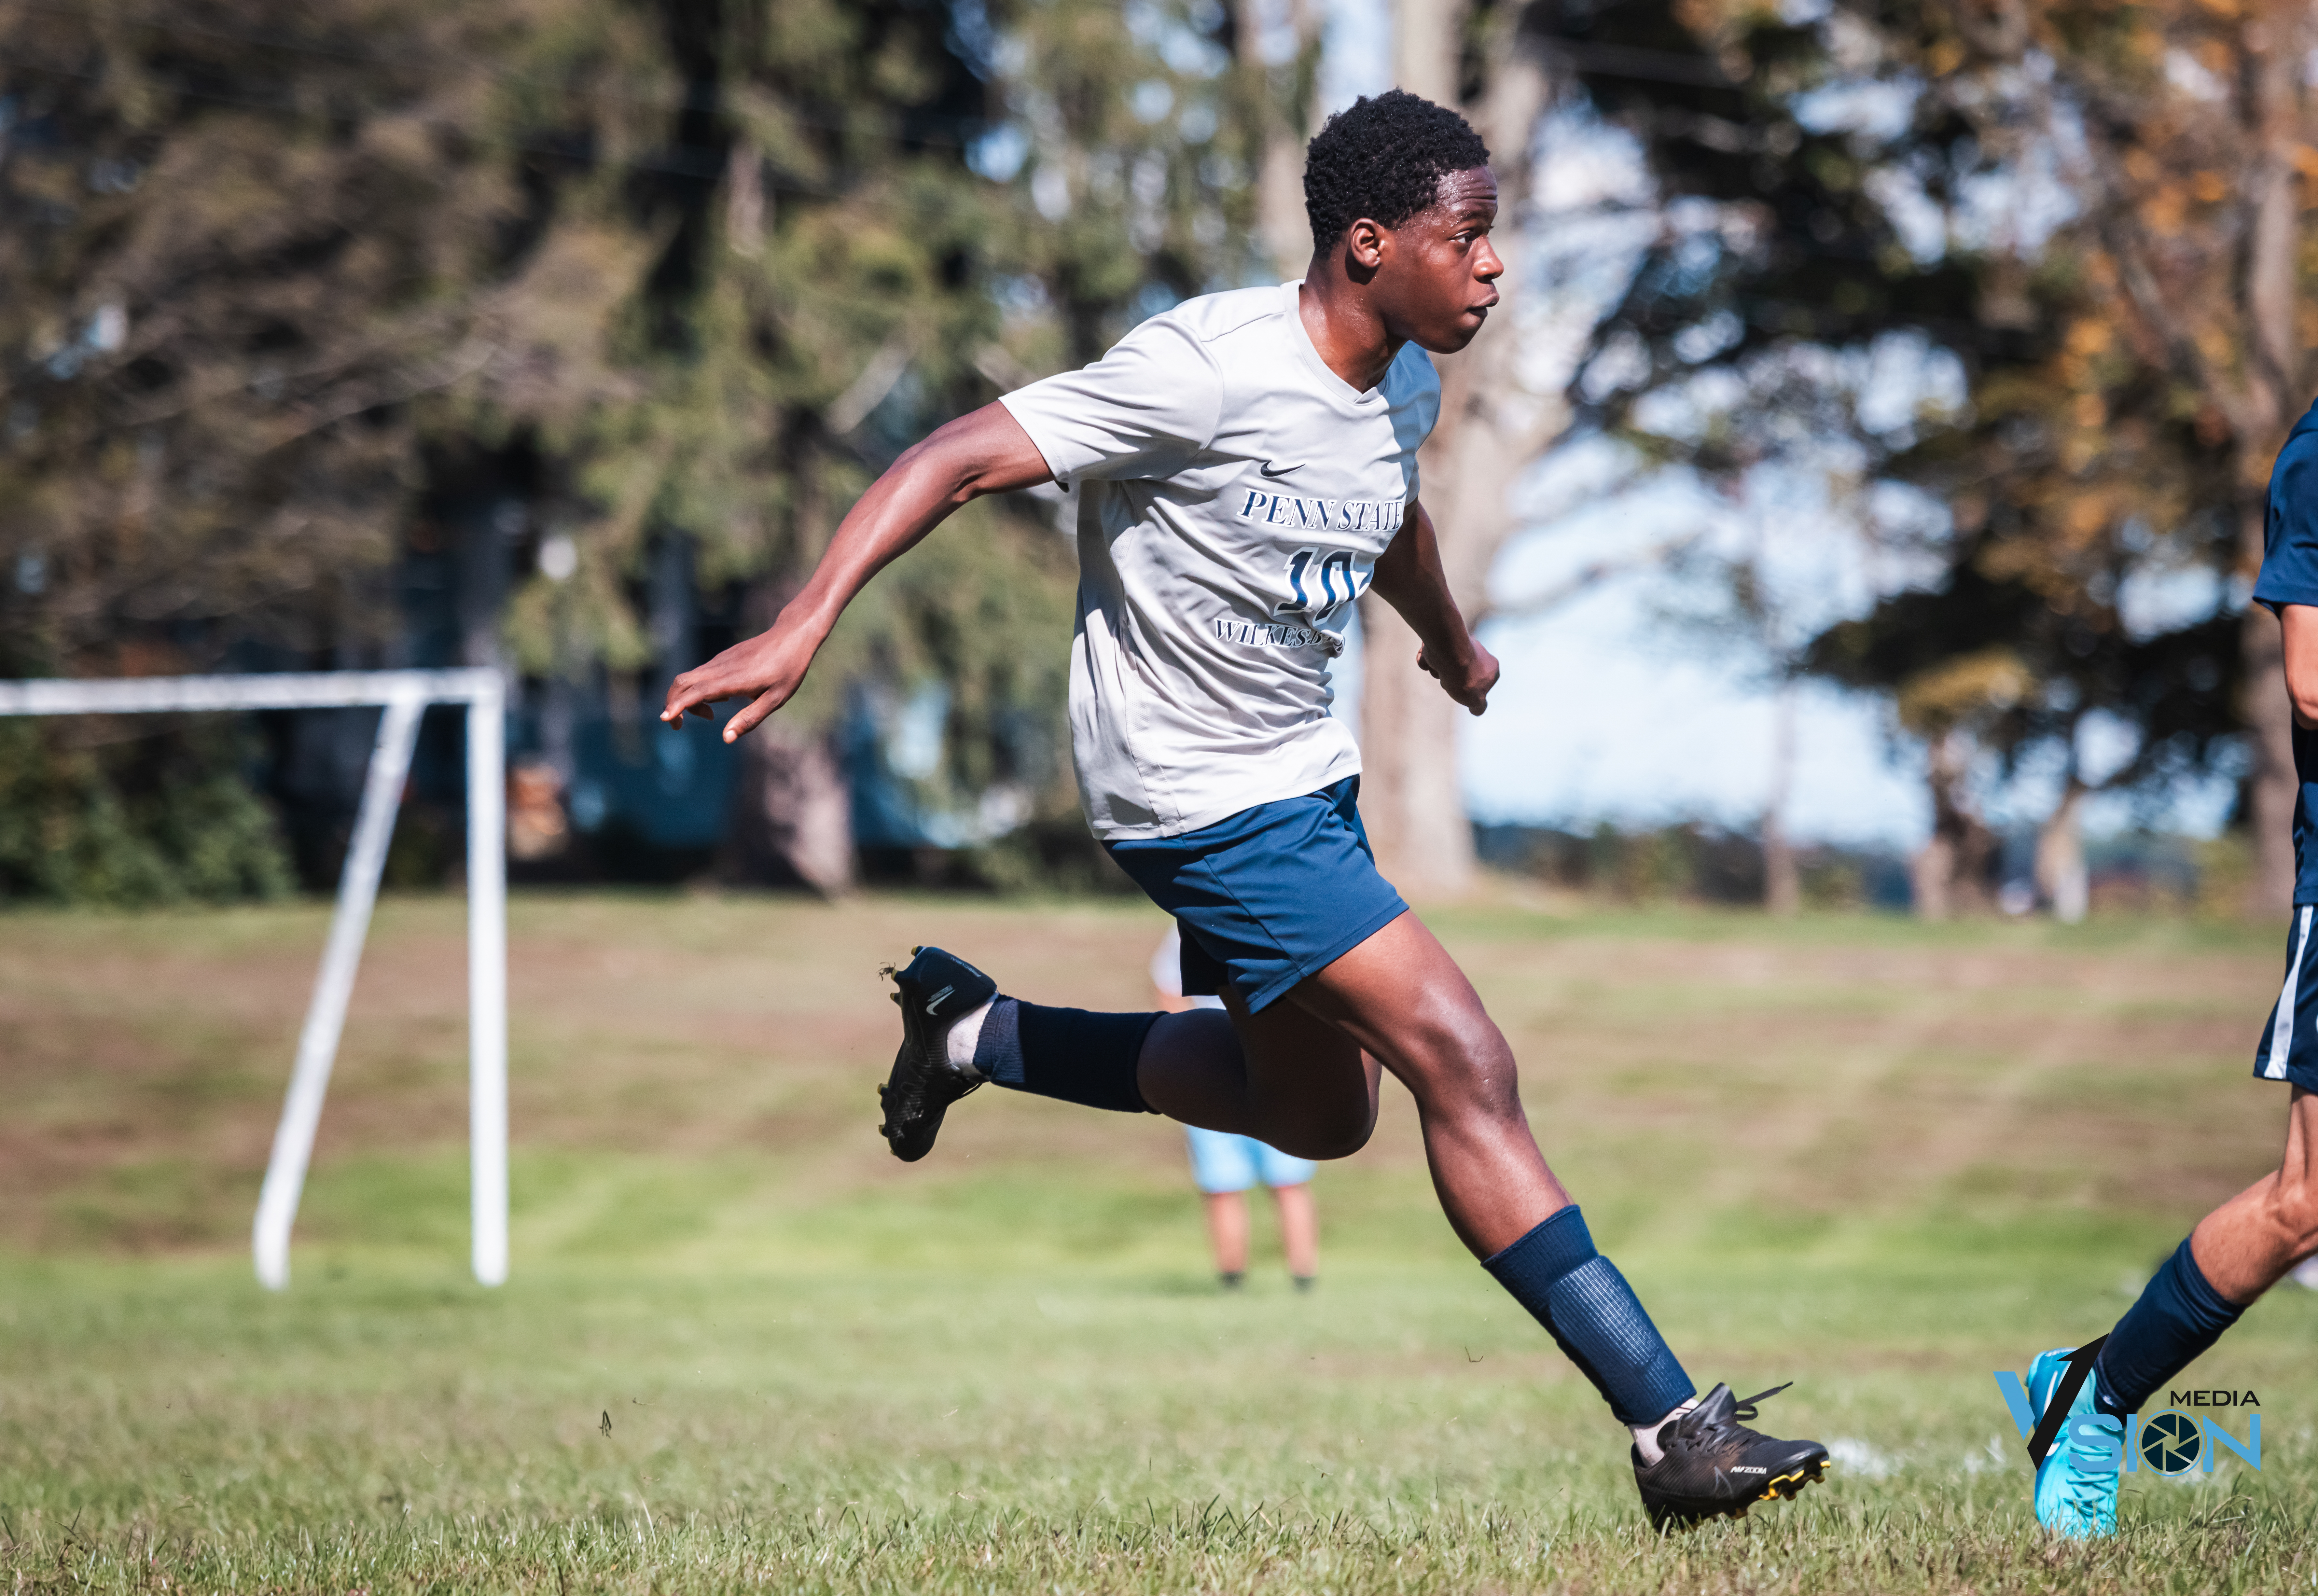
[
  {"xmin": 972, "ymin": 997, "xmax": 1158, "ymax": 1114},
  {"xmin": 1483, "ymin": 1205, "xmax": 1696, "ymax": 1429},
  {"xmin": 2092, "ymin": 1236, "xmax": 2244, "ymax": 1418}
]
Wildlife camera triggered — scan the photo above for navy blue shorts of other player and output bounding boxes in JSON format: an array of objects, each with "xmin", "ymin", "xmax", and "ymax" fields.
[
  {"xmin": 2252, "ymin": 397, "xmax": 2318, "ymax": 1089},
  {"xmin": 1105, "ymin": 775, "xmax": 1407, "ymax": 1013},
  {"xmin": 2255, "ymin": 904, "xmax": 2318, "ymax": 1090}
]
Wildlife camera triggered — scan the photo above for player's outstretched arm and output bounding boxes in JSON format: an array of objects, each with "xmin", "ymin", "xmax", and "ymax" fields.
[
  {"xmin": 1369, "ymin": 497, "xmax": 1499, "ymax": 715},
  {"xmin": 660, "ymin": 402, "xmax": 1052, "ymax": 742}
]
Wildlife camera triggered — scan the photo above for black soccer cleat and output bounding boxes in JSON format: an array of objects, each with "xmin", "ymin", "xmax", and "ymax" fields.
[
  {"xmin": 1631, "ymin": 1381, "xmax": 1830, "ymax": 1530},
  {"xmin": 878, "ymin": 946, "xmax": 999, "ymax": 1162}
]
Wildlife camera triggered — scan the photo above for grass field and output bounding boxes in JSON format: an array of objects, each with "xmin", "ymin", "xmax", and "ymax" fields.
[{"xmin": 5, "ymin": 891, "xmax": 2317, "ymax": 1593}]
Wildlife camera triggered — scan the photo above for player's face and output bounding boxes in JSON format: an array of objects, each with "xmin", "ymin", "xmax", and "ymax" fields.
[{"xmin": 1374, "ymin": 168, "xmax": 1503, "ymax": 354}]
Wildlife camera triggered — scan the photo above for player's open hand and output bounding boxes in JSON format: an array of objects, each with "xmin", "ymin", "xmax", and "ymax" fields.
[
  {"xmin": 1417, "ymin": 637, "xmax": 1498, "ymax": 715},
  {"xmin": 660, "ymin": 623, "xmax": 818, "ymax": 743}
]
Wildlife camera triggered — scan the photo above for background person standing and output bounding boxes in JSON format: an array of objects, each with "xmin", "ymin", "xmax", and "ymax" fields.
[{"xmin": 1152, "ymin": 926, "xmax": 1319, "ymax": 1292}]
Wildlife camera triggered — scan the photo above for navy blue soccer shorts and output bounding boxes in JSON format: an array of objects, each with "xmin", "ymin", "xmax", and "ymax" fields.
[
  {"xmin": 1104, "ymin": 776, "xmax": 1409, "ymax": 1014},
  {"xmin": 2254, "ymin": 904, "xmax": 2318, "ymax": 1091}
]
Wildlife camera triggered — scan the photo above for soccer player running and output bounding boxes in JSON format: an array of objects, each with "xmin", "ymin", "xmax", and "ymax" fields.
[
  {"xmin": 661, "ymin": 90, "xmax": 1827, "ymax": 1528},
  {"xmin": 2024, "ymin": 400, "xmax": 2318, "ymax": 1537}
]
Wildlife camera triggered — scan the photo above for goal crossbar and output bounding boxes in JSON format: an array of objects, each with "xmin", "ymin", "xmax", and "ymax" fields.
[{"xmin": 0, "ymin": 670, "xmax": 508, "ymax": 1289}]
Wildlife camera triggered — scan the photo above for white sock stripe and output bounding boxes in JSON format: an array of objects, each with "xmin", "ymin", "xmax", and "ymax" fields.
[{"xmin": 2266, "ymin": 906, "xmax": 2313, "ymax": 1081}]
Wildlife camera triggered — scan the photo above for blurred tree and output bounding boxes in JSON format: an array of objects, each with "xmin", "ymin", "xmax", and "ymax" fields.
[
  {"xmin": 0, "ymin": 0, "xmax": 677, "ymax": 895},
  {"xmin": 685, "ymin": 0, "xmax": 1276, "ymax": 888},
  {"xmin": 1236, "ymin": 0, "xmax": 1325, "ymax": 279},
  {"xmin": 1530, "ymin": 0, "xmax": 2311, "ymax": 915},
  {"xmin": 981, "ymin": 2, "xmax": 1272, "ymax": 366},
  {"xmin": 1915, "ymin": 0, "xmax": 2315, "ymax": 916},
  {"xmin": 0, "ymin": 0, "xmax": 1275, "ymax": 900},
  {"xmin": 1363, "ymin": 0, "xmax": 1565, "ymax": 898},
  {"xmin": 566, "ymin": 0, "xmax": 1059, "ymax": 893},
  {"xmin": 0, "ymin": 0, "xmax": 673, "ymax": 676}
]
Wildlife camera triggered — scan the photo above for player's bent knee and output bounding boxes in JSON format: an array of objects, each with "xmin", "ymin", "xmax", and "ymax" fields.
[
  {"xmin": 1389, "ymin": 1021, "xmax": 1523, "ymax": 1120},
  {"xmin": 1410, "ymin": 1056, "xmax": 1526, "ymax": 1131}
]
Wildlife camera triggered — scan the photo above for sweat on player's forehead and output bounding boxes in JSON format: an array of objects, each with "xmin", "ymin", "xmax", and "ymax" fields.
[{"xmin": 1422, "ymin": 167, "xmax": 1497, "ymax": 218}]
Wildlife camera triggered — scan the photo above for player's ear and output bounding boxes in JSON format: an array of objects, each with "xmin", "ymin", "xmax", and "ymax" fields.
[{"xmin": 1343, "ymin": 216, "xmax": 1386, "ymax": 272}]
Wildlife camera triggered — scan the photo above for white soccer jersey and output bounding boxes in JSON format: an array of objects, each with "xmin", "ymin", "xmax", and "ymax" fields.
[{"xmin": 999, "ymin": 281, "xmax": 1441, "ymax": 840}]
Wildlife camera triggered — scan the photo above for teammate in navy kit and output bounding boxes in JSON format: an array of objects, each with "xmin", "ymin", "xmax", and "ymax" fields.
[
  {"xmin": 2021, "ymin": 398, "xmax": 2318, "ymax": 1537},
  {"xmin": 662, "ymin": 90, "xmax": 1826, "ymax": 1527}
]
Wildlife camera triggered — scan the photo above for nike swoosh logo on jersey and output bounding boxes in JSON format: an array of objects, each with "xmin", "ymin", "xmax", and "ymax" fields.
[
  {"xmin": 925, "ymin": 985, "xmax": 954, "ymax": 1015},
  {"xmin": 1258, "ymin": 460, "xmax": 1302, "ymax": 478}
]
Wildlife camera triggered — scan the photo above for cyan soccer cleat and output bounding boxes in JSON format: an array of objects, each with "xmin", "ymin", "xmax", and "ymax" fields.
[{"xmin": 2028, "ymin": 1346, "xmax": 2120, "ymax": 1538}]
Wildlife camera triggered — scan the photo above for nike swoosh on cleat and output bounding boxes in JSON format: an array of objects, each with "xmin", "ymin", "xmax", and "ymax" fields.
[
  {"xmin": 925, "ymin": 984, "xmax": 954, "ymax": 1015},
  {"xmin": 1258, "ymin": 460, "xmax": 1301, "ymax": 478}
]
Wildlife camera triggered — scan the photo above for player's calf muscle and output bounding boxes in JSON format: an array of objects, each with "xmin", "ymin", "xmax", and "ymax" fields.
[
  {"xmin": 2239, "ymin": 1095, "xmax": 2318, "ymax": 1270},
  {"xmin": 2256, "ymin": 1171, "xmax": 2318, "ymax": 1259},
  {"xmin": 2191, "ymin": 1170, "xmax": 2318, "ymax": 1299}
]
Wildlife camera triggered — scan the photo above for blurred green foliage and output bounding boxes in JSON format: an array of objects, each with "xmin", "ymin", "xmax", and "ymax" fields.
[
  {"xmin": 0, "ymin": 720, "xmax": 294, "ymax": 906},
  {"xmin": 0, "ymin": 0, "xmax": 1279, "ymax": 899},
  {"xmin": 1553, "ymin": 0, "xmax": 2313, "ymax": 901}
]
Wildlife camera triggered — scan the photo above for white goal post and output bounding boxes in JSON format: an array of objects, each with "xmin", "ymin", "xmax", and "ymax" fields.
[{"xmin": 0, "ymin": 670, "xmax": 508, "ymax": 1290}]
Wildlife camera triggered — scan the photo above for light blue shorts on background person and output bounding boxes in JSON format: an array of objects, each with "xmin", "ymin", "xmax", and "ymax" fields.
[{"xmin": 1185, "ymin": 1127, "xmax": 1317, "ymax": 1194}]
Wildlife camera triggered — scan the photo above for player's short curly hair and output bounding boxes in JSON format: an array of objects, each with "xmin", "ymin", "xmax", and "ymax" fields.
[{"xmin": 1302, "ymin": 90, "xmax": 1491, "ymax": 248}]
